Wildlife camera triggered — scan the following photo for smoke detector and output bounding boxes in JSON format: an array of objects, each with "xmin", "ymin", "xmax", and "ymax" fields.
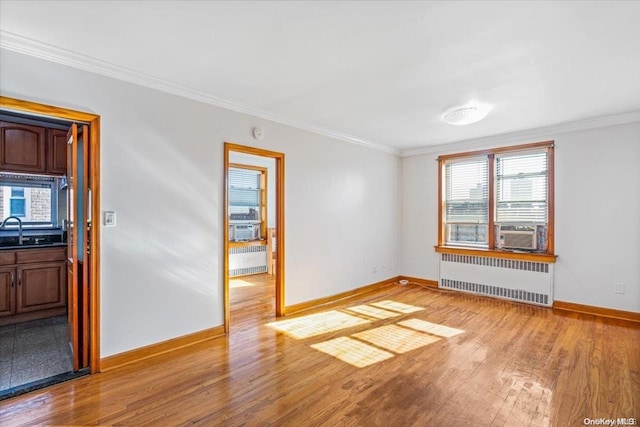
[
  {"xmin": 443, "ymin": 104, "xmax": 491, "ymax": 126},
  {"xmin": 252, "ymin": 127, "xmax": 264, "ymax": 140}
]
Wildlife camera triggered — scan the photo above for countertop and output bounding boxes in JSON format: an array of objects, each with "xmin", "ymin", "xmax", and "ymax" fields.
[{"xmin": 0, "ymin": 242, "xmax": 67, "ymax": 251}]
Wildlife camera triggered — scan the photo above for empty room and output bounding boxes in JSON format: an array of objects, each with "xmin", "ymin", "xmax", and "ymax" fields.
[{"xmin": 0, "ymin": 1, "xmax": 638, "ymax": 426}]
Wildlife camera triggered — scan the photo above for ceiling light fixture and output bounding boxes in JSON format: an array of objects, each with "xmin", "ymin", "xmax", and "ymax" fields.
[{"xmin": 443, "ymin": 104, "xmax": 491, "ymax": 126}]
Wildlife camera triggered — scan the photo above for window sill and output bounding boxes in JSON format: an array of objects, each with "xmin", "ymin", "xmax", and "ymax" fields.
[{"xmin": 435, "ymin": 245, "xmax": 557, "ymax": 263}]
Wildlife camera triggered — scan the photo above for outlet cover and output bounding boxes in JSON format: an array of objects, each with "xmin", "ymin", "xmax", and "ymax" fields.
[
  {"xmin": 104, "ymin": 211, "xmax": 117, "ymax": 227},
  {"xmin": 615, "ymin": 283, "xmax": 625, "ymax": 294}
]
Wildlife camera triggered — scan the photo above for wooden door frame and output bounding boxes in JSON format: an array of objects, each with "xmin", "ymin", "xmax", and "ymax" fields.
[
  {"xmin": 0, "ymin": 96, "xmax": 101, "ymax": 373},
  {"xmin": 224, "ymin": 143, "xmax": 285, "ymax": 333}
]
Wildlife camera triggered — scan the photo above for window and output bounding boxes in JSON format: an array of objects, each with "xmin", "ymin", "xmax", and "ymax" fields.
[
  {"xmin": 0, "ymin": 173, "xmax": 59, "ymax": 228},
  {"xmin": 438, "ymin": 141, "xmax": 554, "ymax": 254},
  {"xmin": 496, "ymin": 152, "xmax": 548, "ymax": 224},
  {"xmin": 228, "ymin": 165, "xmax": 267, "ymax": 242},
  {"xmin": 229, "ymin": 167, "xmax": 261, "ymax": 208},
  {"xmin": 10, "ymin": 187, "xmax": 26, "ymax": 217},
  {"xmin": 444, "ymin": 158, "xmax": 488, "ymax": 246}
]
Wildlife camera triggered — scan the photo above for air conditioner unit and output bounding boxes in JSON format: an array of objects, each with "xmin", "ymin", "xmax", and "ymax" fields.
[
  {"xmin": 229, "ymin": 223, "xmax": 260, "ymax": 242},
  {"xmin": 498, "ymin": 227, "xmax": 537, "ymax": 250}
]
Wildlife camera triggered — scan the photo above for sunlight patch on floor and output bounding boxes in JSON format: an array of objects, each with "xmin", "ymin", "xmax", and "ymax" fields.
[
  {"xmin": 352, "ymin": 324, "xmax": 440, "ymax": 354},
  {"xmin": 229, "ymin": 279, "xmax": 256, "ymax": 289},
  {"xmin": 397, "ymin": 319, "xmax": 465, "ymax": 338},
  {"xmin": 311, "ymin": 337, "xmax": 394, "ymax": 368},
  {"xmin": 296, "ymin": 299, "xmax": 464, "ymax": 368},
  {"xmin": 344, "ymin": 304, "xmax": 401, "ymax": 320},
  {"xmin": 266, "ymin": 310, "xmax": 370, "ymax": 339},
  {"xmin": 369, "ymin": 300, "xmax": 424, "ymax": 314},
  {"xmin": 265, "ymin": 299, "xmax": 462, "ymax": 367}
]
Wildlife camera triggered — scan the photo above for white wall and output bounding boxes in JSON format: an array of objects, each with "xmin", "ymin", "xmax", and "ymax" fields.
[
  {"xmin": 400, "ymin": 121, "xmax": 640, "ymax": 313},
  {"xmin": 0, "ymin": 49, "xmax": 400, "ymax": 357}
]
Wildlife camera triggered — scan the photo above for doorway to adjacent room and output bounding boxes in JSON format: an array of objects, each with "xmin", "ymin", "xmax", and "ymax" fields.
[
  {"xmin": 0, "ymin": 96, "xmax": 101, "ymax": 399},
  {"xmin": 224, "ymin": 143, "xmax": 284, "ymax": 333}
]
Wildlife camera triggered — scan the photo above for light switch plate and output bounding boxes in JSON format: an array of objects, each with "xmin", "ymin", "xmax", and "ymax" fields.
[{"xmin": 104, "ymin": 211, "xmax": 116, "ymax": 227}]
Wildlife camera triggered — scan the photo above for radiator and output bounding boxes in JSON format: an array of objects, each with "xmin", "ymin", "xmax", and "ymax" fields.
[
  {"xmin": 439, "ymin": 253, "xmax": 554, "ymax": 307},
  {"xmin": 229, "ymin": 245, "xmax": 267, "ymax": 277}
]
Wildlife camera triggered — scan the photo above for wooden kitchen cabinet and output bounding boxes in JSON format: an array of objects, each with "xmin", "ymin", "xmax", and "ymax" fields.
[
  {"xmin": 47, "ymin": 128, "xmax": 68, "ymax": 175},
  {"xmin": 17, "ymin": 262, "xmax": 67, "ymax": 313},
  {"xmin": 0, "ymin": 120, "xmax": 68, "ymax": 175},
  {"xmin": 0, "ymin": 267, "xmax": 16, "ymax": 317},
  {"xmin": 0, "ymin": 121, "xmax": 47, "ymax": 173},
  {"xmin": 0, "ymin": 247, "xmax": 67, "ymax": 325}
]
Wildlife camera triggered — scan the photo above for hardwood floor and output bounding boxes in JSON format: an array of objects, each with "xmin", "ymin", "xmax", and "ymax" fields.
[
  {"xmin": 1, "ymin": 278, "xmax": 638, "ymax": 426},
  {"xmin": 230, "ymin": 273, "xmax": 276, "ymax": 332}
]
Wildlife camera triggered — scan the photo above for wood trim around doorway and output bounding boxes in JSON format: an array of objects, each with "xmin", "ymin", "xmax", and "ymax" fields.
[
  {"xmin": 224, "ymin": 143, "xmax": 285, "ymax": 333},
  {"xmin": 0, "ymin": 96, "xmax": 101, "ymax": 373}
]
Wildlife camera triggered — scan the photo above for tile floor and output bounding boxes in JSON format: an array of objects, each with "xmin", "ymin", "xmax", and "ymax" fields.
[{"xmin": 0, "ymin": 315, "xmax": 73, "ymax": 392}]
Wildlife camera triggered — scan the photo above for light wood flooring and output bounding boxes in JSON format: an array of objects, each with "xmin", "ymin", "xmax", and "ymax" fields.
[{"xmin": 1, "ymin": 274, "xmax": 638, "ymax": 426}]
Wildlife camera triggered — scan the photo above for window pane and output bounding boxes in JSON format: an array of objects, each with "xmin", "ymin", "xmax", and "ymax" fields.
[
  {"xmin": 445, "ymin": 157, "xmax": 489, "ymax": 246},
  {"xmin": 496, "ymin": 152, "xmax": 547, "ymax": 223},
  {"xmin": 229, "ymin": 168, "xmax": 260, "ymax": 206},
  {"xmin": 447, "ymin": 224, "xmax": 488, "ymax": 244},
  {"xmin": 1, "ymin": 177, "xmax": 54, "ymax": 225},
  {"xmin": 10, "ymin": 198, "xmax": 26, "ymax": 216}
]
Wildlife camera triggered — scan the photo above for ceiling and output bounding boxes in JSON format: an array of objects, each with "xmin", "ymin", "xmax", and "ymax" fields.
[{"xmin": 1, "ymin": 1, "xmax": 640, "ymax": 154}]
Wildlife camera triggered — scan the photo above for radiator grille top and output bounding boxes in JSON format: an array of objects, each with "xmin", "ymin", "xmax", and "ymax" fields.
[
  {"xmin": 230, "ymin": 245, "xmax": 267, "ymax": 255},
  {"xmin": 441, "ymin": 253, "xmax": 549, "ymax": 273}
]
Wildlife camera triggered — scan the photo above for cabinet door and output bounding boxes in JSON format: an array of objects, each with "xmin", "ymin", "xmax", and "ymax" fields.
[
  {"xmin": 47, "ymin": 128, "xmax": 68, "ymax": 175},
  {"xmin": 16, "ymin": 262, "xmax": 67, "ymax": 313},
  {"xmin": 0, "ymin": 268, "xmax": 16, "ymax": 317},
  {"xmin": 0, "ymin": 121, "xmax": 46, "ymax": 173}
]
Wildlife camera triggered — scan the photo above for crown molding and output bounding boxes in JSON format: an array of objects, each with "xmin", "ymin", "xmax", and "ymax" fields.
[
  {"xmin": 400, "ymin": 110, "xmax": 640, "ymax": 157},
  {"xmin": 0, "ymin": 31, "xmax": 399, "ymax": 156},
  {"xmin": 4, "ymin": 30, "xmax": 637, "ymax": 159}
]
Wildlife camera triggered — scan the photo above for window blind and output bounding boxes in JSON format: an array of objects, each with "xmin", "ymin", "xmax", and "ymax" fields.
[
  {"xmin": 445, "ymin": 158, "xmax": 489, "ymax": 224},
  {"xmin": 496, "ymin": 152, "xmax": 548, "ymax": 223},
  {"xmin": 228, "ymin": 168, "xmax": 260, "ymax": 206}
]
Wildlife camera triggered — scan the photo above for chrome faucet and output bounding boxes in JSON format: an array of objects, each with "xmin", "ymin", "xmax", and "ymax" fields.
[{"xmin": 0, "ymin": 216, "xmax": 24, "ymax": 245}]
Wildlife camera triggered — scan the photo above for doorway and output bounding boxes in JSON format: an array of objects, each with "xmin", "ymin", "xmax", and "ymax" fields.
[
  {"xmin": 224, "ymin": 143, "xmax": 284, "ymax": 333},
  {"xmin": 0, "ymin": 96, "xmax": 100, "ymax": 398}
]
